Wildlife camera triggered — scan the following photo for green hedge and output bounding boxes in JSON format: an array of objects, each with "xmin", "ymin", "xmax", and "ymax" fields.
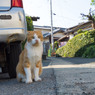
[
  {"xmin": 75, "ymin": 43, "xmax": 95, "ymax": 57},
  {"xmin": 56, "ymin": 30, "xmax": 95, "ymax": 58},
  {"xmin": 77, "ymin": 29, "xmax": 87, "ymax": 34},
  {"xmin": 82, "ymin": 45, "xmax": 95, "ymax": 58}
]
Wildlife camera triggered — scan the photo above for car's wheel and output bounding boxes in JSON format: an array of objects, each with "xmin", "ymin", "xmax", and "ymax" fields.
[{"xmin": 6, "ymin": 41, "xmax": 22, "ymax": 78}]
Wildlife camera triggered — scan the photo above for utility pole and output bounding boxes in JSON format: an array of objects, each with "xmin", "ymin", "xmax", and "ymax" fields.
[{"xmin": 50, "ymin": 0, "xmax": 54, "ymax": 50}]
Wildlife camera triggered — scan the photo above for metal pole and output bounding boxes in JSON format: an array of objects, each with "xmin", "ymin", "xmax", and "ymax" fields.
[{"xmin": 50, "ymin": 0, "xmax": 54, "ymax": 50}]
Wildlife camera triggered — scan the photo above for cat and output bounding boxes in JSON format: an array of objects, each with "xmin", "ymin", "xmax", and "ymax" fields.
[{"xmin": 16, "ymin": 31, "xmax": 43, "ymax": 83}]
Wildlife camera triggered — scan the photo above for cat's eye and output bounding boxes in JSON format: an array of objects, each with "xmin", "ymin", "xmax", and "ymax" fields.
[
  {"xmin": 32, "ymin": 36, "xmax": 35, "ymax": 39},
  {"xmin": 38, "ymin": 36, "xmax": 40, "ymax": 38}
]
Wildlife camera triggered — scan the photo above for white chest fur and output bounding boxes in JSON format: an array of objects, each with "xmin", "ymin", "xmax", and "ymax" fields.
[{"xmin": 25, "ymin": 42, "xmax": 43, "ymax": 66}]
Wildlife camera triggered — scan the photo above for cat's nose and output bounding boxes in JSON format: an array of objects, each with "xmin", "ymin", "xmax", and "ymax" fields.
[{"xmin": 36, "ymin": 40, "xmax": 38, "ymax": 43}]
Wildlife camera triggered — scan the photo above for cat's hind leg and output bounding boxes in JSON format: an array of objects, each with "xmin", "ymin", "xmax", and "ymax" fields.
[{"xmin": 17, "ymin": 73, "xmax": 26, "ymax": 83}]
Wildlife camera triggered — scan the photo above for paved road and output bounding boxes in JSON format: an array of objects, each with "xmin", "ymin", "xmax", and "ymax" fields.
[
  {"xmin": 1, "ymin": 57, "xmax": 95, "ymax": 95},
  {"xmin": 51, "ymin": 57, "xmax": 95, "ymax": 95},
  {"xmin": 0, "ymin": 58, "xmax": 56, "ymax": 95}
]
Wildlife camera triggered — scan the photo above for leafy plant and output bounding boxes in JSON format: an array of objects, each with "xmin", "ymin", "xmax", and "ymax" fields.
[
  {"xmin": 77, "ymin": 29, "xmax": 87, "ymax": 34},
  {"xmin": 56, "ymin": 29, "xmax": 95, "ymax": 58},
  {"xmin": 22, "ymin": 16, "xmax": 33, "ymax": 50},
  {"xmin": 75, "ymin": 43, "xmax": 95, "ymax": 57},
  {"xmin": 26, "ymin": 16, "xmax": 34, "ymax": 31},
  {"xmin": 49, "ymin": 41, "xmax": 59, "ymax": 56},
  {"xmin": 91, "ymin": 0, "xmax": 95, "ymax": 5},
  {"xmin": 82, "ymin": 45, "xmax": 95, "ymax": 58}
]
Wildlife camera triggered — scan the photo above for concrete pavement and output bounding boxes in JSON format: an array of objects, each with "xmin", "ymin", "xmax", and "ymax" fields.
[
  {"xmin": 50, "ymin": 57, "xmax": 95, "ymax": 95},
  {"xmin": 0, "ymin": 58, "xmax": 56, "ymax": 95},
  {"xmin": 0, "ymin": 57, "xmax": 95, "ymax": 95}
]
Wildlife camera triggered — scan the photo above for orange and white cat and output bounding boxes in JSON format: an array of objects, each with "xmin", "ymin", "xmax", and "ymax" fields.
[{"xmin": 16, "ymin": 31, "xmax": 43, "ymax": 83}]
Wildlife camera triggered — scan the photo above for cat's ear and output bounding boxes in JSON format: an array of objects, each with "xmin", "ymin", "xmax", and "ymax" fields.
[
  {"xmin": 39, "ymin": 31, "xmax": 43, "ymax": 41},
  {"xmin": 27, "ymin": 31, "xmax": 33, "ymax": 42},
  {"xmin": 35, "ymin": 31, "xmax": 43, "ymax": 41}
]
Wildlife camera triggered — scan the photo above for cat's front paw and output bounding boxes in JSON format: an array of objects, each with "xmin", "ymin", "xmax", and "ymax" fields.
[
  {"xmin": 25, "ymin": 79, "xmax": 33, "ymax": 83},
  {"xmin": 34, "ymin": 77, "xmax": 42, "ymax": 82}
]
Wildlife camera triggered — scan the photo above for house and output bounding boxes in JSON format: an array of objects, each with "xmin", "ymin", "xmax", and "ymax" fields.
[
  {"xmin": 34, "ymin": 25, "xmax": 66, "ymax": 55},
  {"xmin": 57, "ymin": 35, "xmax": 69, "ymax": 47},
  {"xmin": 65, "ymin": 20, "xmax": 93, "ymax": 37},
  {"xmin": 34, "ymin": 25, "xmax": 66, "ymax": 43},
  {"xmin": 57, "ymin": 20, "xmax": 93, "ymax": 47}
]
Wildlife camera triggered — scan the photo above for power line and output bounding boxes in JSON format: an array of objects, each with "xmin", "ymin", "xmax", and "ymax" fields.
[{"xmin": 53, "ymin": 14, "xmax": 80, "ymax": 22}]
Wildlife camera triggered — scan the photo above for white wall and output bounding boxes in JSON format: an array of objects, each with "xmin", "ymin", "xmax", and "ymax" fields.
[{"xmin": 69, "ymin": 34, "xmax": 74, "ymax": 39}]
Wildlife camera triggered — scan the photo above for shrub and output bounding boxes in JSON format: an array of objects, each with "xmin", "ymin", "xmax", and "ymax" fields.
[
  {"xmin": 49, "ymin": 41, "xmax": 59, "ymax": 56},
  {"xmin": 26, "ymin": 16, "xmax": 34, "ymax": 31},
  {"xmin": 75, "ymin": 43, "xmax": 95, "ymax": 57},
  {"xmin": 56, "ymin": 29, "xmax": 95, "ymax": 57},
  {"xmin": 22, "ymin": 16, "xmax": 33, "ymax": 50},
  {"xmin": 77, "ymin": 29, "xmax": 87, "ymax": 34},
  {"xmin": 82, "ymin": 45, "xmax": 95, "ymax": 58}
]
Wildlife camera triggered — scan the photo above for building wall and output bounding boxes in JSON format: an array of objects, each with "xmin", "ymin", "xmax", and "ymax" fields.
[
  {"xmin": 54, "ymin": 32, "xmax": 64, "ymax": 38},
  {"xmin": 69, "ymin": 34, "xmax": 74, "ymax": 39},
  {"xmin": 44, "ymin": 38, "xmax": 49, "ymax": 43}
]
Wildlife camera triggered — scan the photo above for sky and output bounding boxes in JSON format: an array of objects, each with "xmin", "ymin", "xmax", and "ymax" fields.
[{"xmin": 23, "ymin": 0, "xmax": 94, "ymax": 28}]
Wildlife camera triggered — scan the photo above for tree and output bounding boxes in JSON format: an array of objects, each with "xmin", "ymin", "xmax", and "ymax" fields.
[
  {"xmin": 81, "ymin": 9, "xmax": 95, "ymax": 29},
  {"xmin": 26, "ymin": 16, "xmax": 34, "ymax": 31},
  {"xmin": 80, "ymin": 0, "xmax": 95, "ymax": 29},
  {"xmin": 22, "ymin": 16, "xmax": 34, "ymax": 50},
  {"xmin": 91, "ymin": 0, "xmax": 95, "ymax": 5}
]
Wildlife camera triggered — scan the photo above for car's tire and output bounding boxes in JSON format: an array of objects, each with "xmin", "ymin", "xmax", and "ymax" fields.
[{"xmin": 6, "ymin": 41, "xmax": 22, "ymax": 78}]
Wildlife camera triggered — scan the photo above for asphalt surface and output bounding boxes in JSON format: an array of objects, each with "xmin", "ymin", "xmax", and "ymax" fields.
[
  {"xmin": 0, "ymin": 58, "xmax": 56, "ymax": 95},
  {"xmin": 51, "ymin": 57, "xmax": 95, "ymax": 95},
  {"xmin": 1, "ymin": 57, "xmax": 95, "ymax": 95}
]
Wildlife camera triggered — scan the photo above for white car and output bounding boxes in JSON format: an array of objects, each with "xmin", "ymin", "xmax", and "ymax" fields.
[{"xmin": 0, "ymin": 0, "xmax": 27, "ymax": 78}]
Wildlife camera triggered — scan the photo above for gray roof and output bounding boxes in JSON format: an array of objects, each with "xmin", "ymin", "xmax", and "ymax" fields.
[
  {"xmin": 34, "ymin": 25, "xmax": 66, "ymax": 31},
  {"xmin": 65, "ymin": 20, "xmax": 92, "ymax": 34},
  {"xmin": 43, "ymin": 28, "xmax": 66, "ymax": 38},
  {"xmin": 34, "ymin": 25, "xmax": 66, "ymax": 38}
]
